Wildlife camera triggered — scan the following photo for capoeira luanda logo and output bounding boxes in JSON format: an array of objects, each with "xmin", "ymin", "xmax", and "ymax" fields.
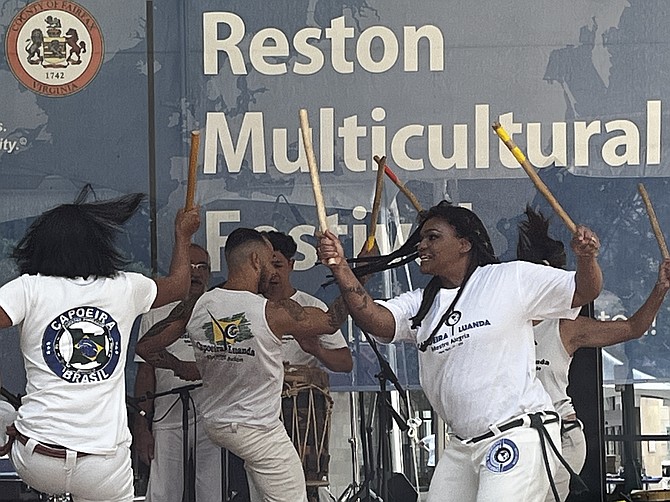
[
  {"xmin": 486, "ymin": 438, "xmax": 519, "ymax": 473},
  {"xmin": 5, "ymin": 0, "xmax": 104, "ymax": 96},
  {"xmin": 206, "ymin": 310, "xmax": 254, "ymax": 349},
  {"xmin": 43, "ymin": 306, "xmax": 121, "ymax": 383}
]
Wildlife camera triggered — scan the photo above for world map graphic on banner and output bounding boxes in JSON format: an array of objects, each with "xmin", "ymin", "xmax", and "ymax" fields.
[{"xmin": 0, "ymin": 0, "xmax": 669, "ymax": 392}]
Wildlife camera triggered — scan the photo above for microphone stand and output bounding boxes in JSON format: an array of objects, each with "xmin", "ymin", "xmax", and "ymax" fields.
[
  {"xmin": 360, "ymin": 330, "xmax": 409, "ymax": 502},
  {"xmin": 137, "ymin": 383, "xmax": 202, "ymax": 502}
]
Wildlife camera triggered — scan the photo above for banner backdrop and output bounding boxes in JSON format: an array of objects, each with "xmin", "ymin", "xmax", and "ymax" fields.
[{"xmin": 1, "ymin": 0, "xmax": 669, "ymax": 392}]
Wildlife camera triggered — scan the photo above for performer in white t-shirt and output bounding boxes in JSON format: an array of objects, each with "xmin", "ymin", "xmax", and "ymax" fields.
[
  {"xmin": 318, "ymin": 201, "xmax": 602, "ymax": 502},
  {"xmin": 0, "ymin": 187, "xmax": 199, "ymax": 502},
  {"xmin": 263, "ymin": 231, "xmax": 352, "ymax": 372},
  {"xmin": 137, "ymin": 228, "xmax": 350, "ymax": 502},
  {"xmin": 517, "ymin": 206, "xmax": 670, "ymax": 501},
  {"xmin": 133, "ymin": 243, "xmax": 224, "ymax": 502}
]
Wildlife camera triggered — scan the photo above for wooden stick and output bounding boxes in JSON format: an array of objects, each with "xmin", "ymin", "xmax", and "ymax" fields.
[
  {"xmin": 375, "ymin": 156, "xmax": 424, "ymax": 213},
  {"xmin": 185, "ymin": 130, "xmax": 200, "ymax": 210},
  {"xmin": 367, "ymin": 155, "xmax": 387, "ymax": 251},
  {"xmin": 299, "ymin": 109, "xmax": 336, "ymax": 265},
  {"xmin": 492, "ymin": 122, "xmax": 577, "ymax": 235},
  {"xmin": 638, "ymin": 183, "xmax": 670, "ymax": 259},
  {"xmin": 299, "ymin": 109, "xmax": 328, "ymax": 231}
]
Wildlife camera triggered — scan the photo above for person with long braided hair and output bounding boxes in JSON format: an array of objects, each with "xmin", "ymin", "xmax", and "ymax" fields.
[
  {"xmin": 518, "ymin": 206, "xmax": 670, "ymax": 501},
  {"xmin": 318, "ymin": 200, "xmax": 602, "ymax": 502}
]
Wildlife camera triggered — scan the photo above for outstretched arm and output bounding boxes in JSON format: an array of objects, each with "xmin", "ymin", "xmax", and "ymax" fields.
[
  {"xmin": 318, "ymin": 230, "xmax": 396, "ymax": 342},
  {"xmin": 152, "ymin": 207, "xmax": 201, "ymax": 308},
  {"xmin": 292, "ymin": 335, "xmax": 353, "ymax": 372},
  {"xmin": 570, "ymin": 225, "xmax": 603, "ymax": 308},
  {"xmin": 135, "ymin": 300, "xmax": 201, "ymax": 381},
  {"xmin": 561, "ymin": 258, "xmax": 670, "ymax": 355}
]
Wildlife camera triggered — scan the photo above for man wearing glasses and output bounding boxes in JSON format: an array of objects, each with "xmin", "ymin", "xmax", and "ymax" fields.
[{"xmin": 132, "ymin": 244, "xmax": 223, "ymax": 502}]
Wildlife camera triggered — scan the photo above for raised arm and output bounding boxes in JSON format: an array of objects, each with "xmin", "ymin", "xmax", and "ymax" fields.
[
  {"xmin": 561, "ymin": 258, "xmax": 670, "ymax": 355},
  {"xmin": 318, "ymin": 229, "xmax": 396, "ymax": 342},
  {"xmin": 570, "ymin": 225, "xmax": 603, "ymax": 308},
  {"xmin": 152, "ymin": 207, "xmax": 201, "ymax": 308}
]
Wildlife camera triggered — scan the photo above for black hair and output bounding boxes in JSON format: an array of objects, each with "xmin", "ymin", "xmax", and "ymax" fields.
[
  {"xmin": 517, "ymin": 206, "xmax": 566, "ymax": 269},
  {"xmin": 225, "ymin": 228, "xmax": 268, "ymax": 260},
  {"xmin": 261, "ymin": 231, "xmax": 296, "ymax": 261},
  {"xmin": 12, "ymin": 185, "xmax": 145, "ymax": 279},
  {"xmin": 348, "ymin": 200, "xmax": 499, "ymax": 330}
]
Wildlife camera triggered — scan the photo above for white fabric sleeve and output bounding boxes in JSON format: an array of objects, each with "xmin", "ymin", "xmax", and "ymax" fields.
[
  {"xmin": 374, "ymin": 288, "xmax": 423, "ymax": 343},
  {"xmin": 514, "ymin": 261, "xmax": 581, "ymax": 320},
  {"xmin": 0, "ymin": 276, "xmax": 27, "ymax": 326}
]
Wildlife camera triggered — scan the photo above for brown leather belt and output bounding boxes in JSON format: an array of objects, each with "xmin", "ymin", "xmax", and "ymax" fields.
[{"xmin": 9, "ymin": 425, "xmax": 89, "ymax": 459}]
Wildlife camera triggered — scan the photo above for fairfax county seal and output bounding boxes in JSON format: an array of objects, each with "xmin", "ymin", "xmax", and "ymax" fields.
[
  {"xmin": 485, "ymin": 438, "xmax": 519, "ymax": 473},
  {"xmin": 5, "ymin": 0, "xmax": 104, "ymax": 96},
  {"xmin": 43, "ymin": 306, "xmax": 121, "ymax": 383}
]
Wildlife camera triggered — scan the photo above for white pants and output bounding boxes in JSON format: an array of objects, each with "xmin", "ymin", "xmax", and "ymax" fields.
[
  {"xmin": 146, "ymin": 425, "xmax": 222, "ymax": 502},
  {"xmin": 205, "ymin": 421, "xmax": 307, "ymax": 502},
  {"xmin": 428, "ymin": 417, "xmax": 561, "ymax": 502},
  {"xmin": 11, "ymin": 438, "xmax": 133, "ymax": 502},
  {"xmin": 544, "ymin": 422, "xmax": 587, "ymax": 502}
]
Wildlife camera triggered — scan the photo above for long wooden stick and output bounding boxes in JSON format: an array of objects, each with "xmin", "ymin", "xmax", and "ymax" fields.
[
  {"xmin": 367, "ymin": 155, "xmax": 387, "ymax": 251},
  {"xmin": 374, "ymin": 156, "xmax": 424, "ymax": 213},
  {"xmin": 638, "ymin": 183, "xmax": 670, "ymax": 259},
  {"xmin": 185, "ymin": 130, "xmax": 200, "ymax": 210},
  {"xmin": 299, "ymin": 109, "xmax": 328, "ymax": 231},
  {"xmin": 299, "ymin": 109, "xmax": 336, "ymax": 265},
  {"xmin": 492, "ymin": 122, "xmax": 577, "ymax": 235}
]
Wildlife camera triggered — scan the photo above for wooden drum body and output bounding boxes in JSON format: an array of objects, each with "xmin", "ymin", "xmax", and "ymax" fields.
[{"xmin": 280, "ymin": 365, "xmax": 333, "ymax": 487}]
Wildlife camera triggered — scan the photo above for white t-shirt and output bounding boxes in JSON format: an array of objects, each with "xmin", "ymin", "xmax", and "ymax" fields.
[
  {"xmin": 136, "ymin": 302, "xmax": 204, "ymax": 430},
  {"xmin": 186, "ymin": 288, "xmax": 283, "ymax": 429},
  {"xmin": 0, "ymin": 272, "xmax": 157, "ymax": 454},
  {"xmin": 281, "ymin": 290, "xmax": 347, "ymax": 367},
  {"xmin": 378, "ymin": 261, "xmax": 579, "ymax": 439},
  {"xmin": 534, "ymin": 318, "xmax": 575, "ymax": 419}
]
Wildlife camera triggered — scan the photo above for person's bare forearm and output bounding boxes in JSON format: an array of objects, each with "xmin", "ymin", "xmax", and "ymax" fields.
[{"xmin": 573, "ymin": 255, "xmax": 603, "ymax": 307}]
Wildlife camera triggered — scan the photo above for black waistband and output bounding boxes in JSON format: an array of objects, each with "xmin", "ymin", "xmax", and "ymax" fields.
[
  {"xmin": 457, "ymin": 411, "xmax": 559, "ymax": 445},
  {"xmin": 561, "ymin": 418, "xmax": 582, "ymax": 434}
]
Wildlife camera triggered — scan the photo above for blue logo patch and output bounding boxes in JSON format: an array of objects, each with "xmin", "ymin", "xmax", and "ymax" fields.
[
  {"xmin": 485, "ymin": 438, "xmax": 519, "ymax": 473},
  {"xmin": 42, "ymin": 306, "xmax": 121, "ymax": 383}
]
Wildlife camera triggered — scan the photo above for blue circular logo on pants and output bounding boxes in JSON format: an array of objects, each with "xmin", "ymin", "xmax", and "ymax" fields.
[{"xmin": 486, "ymin": 438, "xmax": 519, "ymax": 473}]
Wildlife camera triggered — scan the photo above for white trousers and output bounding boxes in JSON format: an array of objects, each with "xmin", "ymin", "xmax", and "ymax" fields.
[
  {"xmin": 205, "ymin": 421, "xmax": 307, "ymax": 502},
  {"xmin": 428, "ymin": 418, "xmax": 560, "ymax": 502},
  {"xmin": 146, "ymin": 425, "xmax": 223, "ymax": 502},
  {"xmin": 544, "ymin": 423, "xmax": 587, "ymax": 502},
  {"xmin": 11, "ymin": 438, "xmax": 133, "ymax": 502}
]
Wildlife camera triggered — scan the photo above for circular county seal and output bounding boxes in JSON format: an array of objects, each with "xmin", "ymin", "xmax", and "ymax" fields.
[
  {"xmin": 43, "ymin": 306, "xmax": 121, "ymax": 383},
  {"xmin": 5, "ymin": 0, "xmax": 104, "ymax": 96}
]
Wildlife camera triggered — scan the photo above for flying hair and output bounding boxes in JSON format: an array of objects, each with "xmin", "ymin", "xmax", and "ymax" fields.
[
  {"xmin": 516, "ymin": 205, "xmax": 566, "ymax": 269},
  {"xmin": 12, "ymin": 184, "xmax": 145, "ymax": 278}
]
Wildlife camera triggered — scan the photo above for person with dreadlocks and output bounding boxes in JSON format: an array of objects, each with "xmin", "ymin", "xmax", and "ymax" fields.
[
  {"xmin": 0, "ymin": 186, "xmax": 200, "ymax": 502},
  {"xmin": 317, "ymin": 200, "xmax": 602, "ymax": 502},
  {"xmin": 518, "ymin": 206, "xmax": 670, "ymax": 502}
]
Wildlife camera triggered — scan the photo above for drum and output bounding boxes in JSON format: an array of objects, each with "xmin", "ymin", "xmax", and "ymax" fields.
[
  {"xmin": 631, "ymin": 490, "xmax": 670, "ymax": 501},
  {"xmin": 280, "ymin": 365, "xmax": 333, "ymax": 487}
]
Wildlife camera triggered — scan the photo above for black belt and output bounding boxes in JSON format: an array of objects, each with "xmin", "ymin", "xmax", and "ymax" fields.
[
  {"xmin": 457, "ymin": 411, "xmax": 560, "ymax": 445},
  {"xmin": 561, "ymin": 418, "xmax": 582, "ymax": 435}
]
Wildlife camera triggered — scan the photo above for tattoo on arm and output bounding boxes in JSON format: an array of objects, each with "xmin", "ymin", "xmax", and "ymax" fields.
[
  {"xmin": 327, "ymin": 297, "xmax": 349, "ymax": 329},
  {"xmin": 342, "ymin": 285, "xmax": 370, "ymax": 311},
  {"xmin": 278, "ymin": 299, "xmax": 308, "ymax": 321}
]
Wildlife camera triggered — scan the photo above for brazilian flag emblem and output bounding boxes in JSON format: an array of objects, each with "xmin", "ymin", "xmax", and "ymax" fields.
[{"xmin": 205, "ymin": 310, "xmax": 253, "ymax": 348}]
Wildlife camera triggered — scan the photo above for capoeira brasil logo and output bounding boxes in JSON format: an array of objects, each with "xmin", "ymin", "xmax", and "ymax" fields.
[
  {"xmin": 486, "ymin": 438, "xmax": 519, "ymax": 473},
  {"xmin": 206, "ymin": 311, "xmax": 254, "ymax": 349},
  {"xmin": 43, "ymin": 306, "xmax": 121, "ymax": 383},
  {"xmin": 5, "ymin": 0, "xmax": 104, "ymax": 96}
]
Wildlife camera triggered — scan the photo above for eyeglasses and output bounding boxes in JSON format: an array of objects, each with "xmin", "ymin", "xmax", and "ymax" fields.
[{"xmin": 190, "ymin": 263, "xmax": 209, "ymax": 270}]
